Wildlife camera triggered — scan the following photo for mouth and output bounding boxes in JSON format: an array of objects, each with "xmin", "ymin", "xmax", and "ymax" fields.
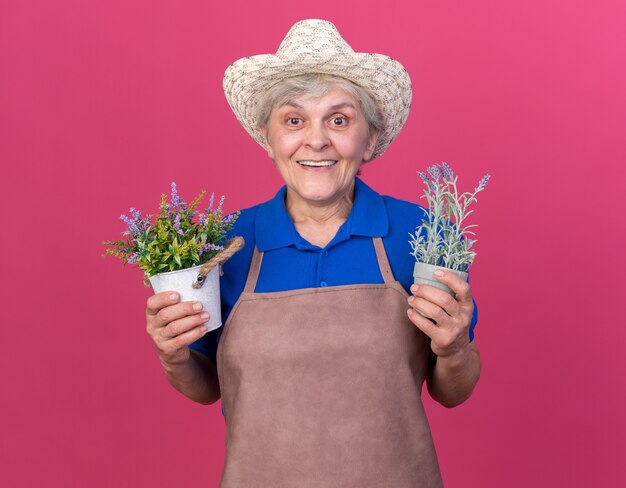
[{"xmin": 296, "ymin": 160, "xmax": 338, "ymax": 167}]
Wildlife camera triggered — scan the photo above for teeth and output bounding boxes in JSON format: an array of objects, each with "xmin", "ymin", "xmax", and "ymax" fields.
[{"xmin": 298, "ymin": 160, "xmax": 337, "ymax": 167}]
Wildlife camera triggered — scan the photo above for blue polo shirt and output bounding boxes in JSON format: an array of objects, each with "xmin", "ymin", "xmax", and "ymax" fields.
[{"xmin": 190, "ymin": 177, "xmax": 478, "ymax": 364}]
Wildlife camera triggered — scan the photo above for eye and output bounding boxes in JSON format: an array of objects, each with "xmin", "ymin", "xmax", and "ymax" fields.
[
  {"xmin": 331, "ymin": 116, "xmax": 348, "ymax": 126},
  {"xmin": 286, "ymin": 117, "xmax": 302, "ymax": 126}
]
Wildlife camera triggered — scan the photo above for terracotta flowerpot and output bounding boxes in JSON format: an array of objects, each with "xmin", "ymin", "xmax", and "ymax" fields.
[{"xmin": 148, "ymin": 264, "xmax": 221, "ymax": 332}]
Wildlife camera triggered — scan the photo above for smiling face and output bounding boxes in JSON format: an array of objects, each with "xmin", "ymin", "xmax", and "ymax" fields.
[{"xmin": 260, "ymin": 86, "xmax": 380, "ymax": 210}]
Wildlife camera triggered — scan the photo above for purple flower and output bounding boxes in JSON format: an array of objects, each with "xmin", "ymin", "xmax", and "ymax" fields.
[
  {"xmin": 427, "ymin": 164, "xmax": 441, "ymax": 183},
  {"xmin": 199, "ymin": 242, "xmax": 225, "ymax": 256},
  {"xmin": 120, "ymin": 208, "xmax": 147, "ymax": 237},
  {"xmin": 216, "ymin": 195, "xmax": 225, "ymax": 214},
  {"xmin": 128, "ymin": 252, "xmax": 139, "ymax": 264},
  {"xmin": 222, "ymin": 213, "xmax": 236, "ymax": 226},
  {"xmin": 129, "ymin": 208, "xmax": 150, "ymax": 233},
  {"xmin": 478, "ymin": 174, "xmax": 491, "ymax": 190},
  {"xmin": 173, "ymin": 213, "xmax": 184, "ymax": 235},
  {"xmin": 208, "ymin": 192, "xmax": 215, "ymax": 212},
  {"xmin": 170, "ymin": 182, "xmax": 186, "ymax": 209},
  {"xmin": 199, "ymin": 212, "xmax": 208, "ymax": 227},
  {"xmin": 120, "ymin": 215, "xmax": 133, "ymax": 235},
  {"xmin": 441, "ymin": 162, "xmax": 454, "ymax": 181},
  {"xmin": 417, "ymin": 172, "xmax": 436, "ymax": 193}
]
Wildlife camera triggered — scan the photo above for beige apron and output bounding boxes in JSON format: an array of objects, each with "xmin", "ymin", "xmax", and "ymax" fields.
[{"xmin": 216, "ymin": 237, "xmax": 442, "ymax": 487}]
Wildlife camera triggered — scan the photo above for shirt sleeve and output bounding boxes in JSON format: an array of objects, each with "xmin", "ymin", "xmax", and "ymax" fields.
[{"xmin": 469, "ymin": 297, "xmax": 478, "ymax": 342}]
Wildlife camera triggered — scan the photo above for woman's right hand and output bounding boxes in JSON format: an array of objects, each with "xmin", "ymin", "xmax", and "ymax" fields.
[{"xmin": 145, "ymin": 291, "xmax": 210, "ymax": 367}]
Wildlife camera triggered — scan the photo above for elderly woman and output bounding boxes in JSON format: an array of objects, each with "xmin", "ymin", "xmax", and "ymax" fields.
[{"xmin": 146, "ymin": 19, "xmax": 480, "ymax": 487}]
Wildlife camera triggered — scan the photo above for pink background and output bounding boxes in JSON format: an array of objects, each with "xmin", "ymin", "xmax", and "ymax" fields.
[{"xmin": 2, "ymin": 0, "xmax": 625, "ymax": 486}]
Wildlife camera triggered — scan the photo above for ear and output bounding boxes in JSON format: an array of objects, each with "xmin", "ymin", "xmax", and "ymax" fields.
[
  {"xmin": 259, "ymin": 124, "xmax": 275, "ymax": 160},
  {"xmin": 362, "ymin": 129, "xmax": 381, "ymax": 162}
]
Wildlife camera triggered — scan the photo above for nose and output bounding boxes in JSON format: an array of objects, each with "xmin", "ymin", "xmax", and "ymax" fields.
[{"xmin": 304, "ymin": 121, "xmax": 330, "ymax": 151}]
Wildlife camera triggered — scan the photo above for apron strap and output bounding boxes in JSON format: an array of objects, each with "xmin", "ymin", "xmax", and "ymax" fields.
[
  {"xmin": 372, "ymin": 237, "xmax": 396, "ymax": 284},
  {"xmin": 243, "ymin": 246, "xmax": 264, "ymax": 293}
]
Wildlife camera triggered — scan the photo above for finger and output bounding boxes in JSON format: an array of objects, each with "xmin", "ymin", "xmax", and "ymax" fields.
[
  {"xmin": 154, "ymin": 300, "xmax": 205, "ymax": 329},
  {"xmin": 159, "ymin": 324, "xmax": 211, "ymax": 358},
  {"xmin": 407, "ymin": 308, "xmax": 441, "ymax": 341},
  {"xmin": 408, "ymin": 295, "xmax": 449, "ymax": 324},
  {"xmin": 161, "ymin": 311, "xmax": 211, "ymax": 340},
  {"xmin": 432, "ymin": 268, "xmax": 472, "ymax": 305},
  {"xmin": 146, "ymin": 291, "xmax": 180, "ymax": 316},
  {"xmin": 409, "ymin": 284, "xmax": 459, "ymax": 317}
]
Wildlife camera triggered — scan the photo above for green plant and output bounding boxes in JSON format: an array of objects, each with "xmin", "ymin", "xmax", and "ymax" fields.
[
  {"xmin": 102, "ymin": 182, "xmax": 239, "ymax": 278},
  {"xmin": 409, "ymin": 162, "xmax": 490, "ymax": 272}
]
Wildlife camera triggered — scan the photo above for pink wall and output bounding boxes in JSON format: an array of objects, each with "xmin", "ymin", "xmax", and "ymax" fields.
[{"xmin": 2, "ymin": 1, "xmax": 625, "ymax": 486}]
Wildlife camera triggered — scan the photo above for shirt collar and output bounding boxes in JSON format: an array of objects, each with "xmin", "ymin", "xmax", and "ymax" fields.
[
  {"xmin": 349, "ymin": 177, "xmax": 389, "ymax": 238},
  {"xmin": 255, "ymin": 177, "xmax": 389, "ymax": 251}
]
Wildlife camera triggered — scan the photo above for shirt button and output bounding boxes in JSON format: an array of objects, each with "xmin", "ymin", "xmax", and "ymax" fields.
[
  {"xmin": 323, "ymin": 251, "xmax": 328, "ymax": 256},
  {"xmin": 320, "ymin": 281, "xmax": 328, "ymax": 287}
]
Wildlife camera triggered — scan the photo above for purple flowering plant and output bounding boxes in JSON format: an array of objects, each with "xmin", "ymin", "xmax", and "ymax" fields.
[
  {"xmin": 409, "ymin": 162, "xmax": 490, "ymax": 273},
  {"xmin": 102, "ymin": 182, "xmax": 239, "ymax": 277}
]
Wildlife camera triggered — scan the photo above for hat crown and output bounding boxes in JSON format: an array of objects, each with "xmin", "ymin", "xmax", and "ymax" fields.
[{"xmin": 276, "ymin": 19, "xmax": 355, "ymax": 56}]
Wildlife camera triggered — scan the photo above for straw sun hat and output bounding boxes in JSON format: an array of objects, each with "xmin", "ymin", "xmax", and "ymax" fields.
[{"xmin": 223, "ymin": 19, "xmax": 412, "ymax": 160}]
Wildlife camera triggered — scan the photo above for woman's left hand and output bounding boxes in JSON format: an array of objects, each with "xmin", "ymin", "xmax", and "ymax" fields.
[{"xmin": 407, "ymin": 269, "xmax": 474, "ymax": 359}]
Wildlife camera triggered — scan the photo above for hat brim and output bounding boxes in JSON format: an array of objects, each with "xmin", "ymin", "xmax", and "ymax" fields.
[{"xmin": 223, "ymin": 51, "xmax": 412, "ymax": 160}]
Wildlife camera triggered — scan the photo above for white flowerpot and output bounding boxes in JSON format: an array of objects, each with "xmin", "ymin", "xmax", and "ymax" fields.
[
  {"xmin": 148, "ymin": 264, "xmax": 221, "ymax": 332},
  {"xmin": 413, "ymin": 262, "xmax": 468, "ymax": 320}
]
